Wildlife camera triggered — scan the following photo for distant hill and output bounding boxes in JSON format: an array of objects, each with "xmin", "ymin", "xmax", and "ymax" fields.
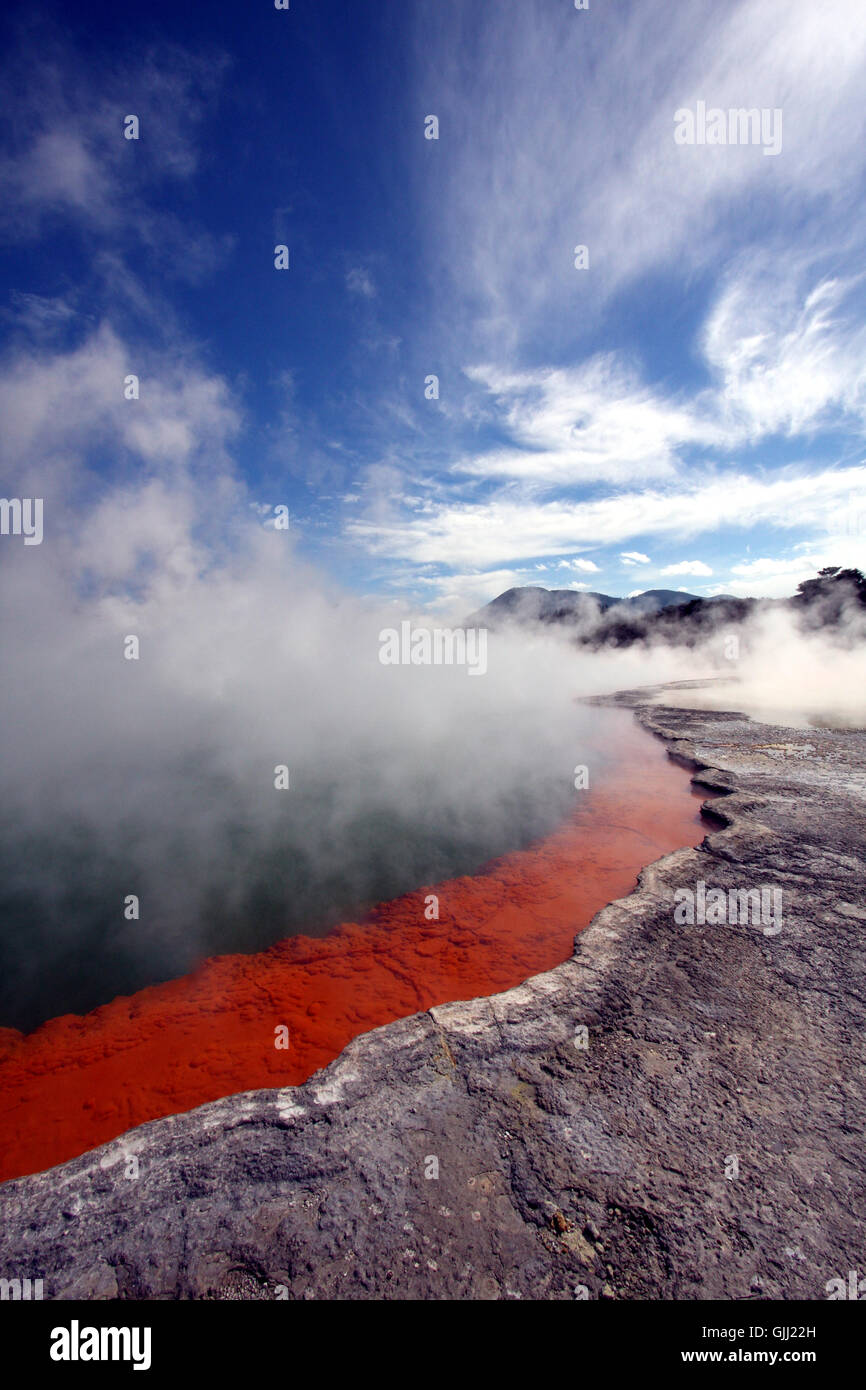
[
  {"xmin": 467, "ymin": 569, "xmax": 866, "ymax": 650},
  {"xmin": 467, "ymin": 585, "xmax": 704, "ymax": 629},
  {"xmin": 621, "ymin": 588, "xmax": 703, "ymax": 614}
]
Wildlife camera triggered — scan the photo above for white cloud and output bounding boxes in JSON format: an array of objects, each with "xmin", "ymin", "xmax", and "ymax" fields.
[
  {"xmin": 712, "ymin": 550, "xmax": 843, "ymax": 597},
  {"xmin": 348, "ymin": 465, "xmax": 866, "ymax": 570},
  {"xmin": 346, "ymin": 267, "xmax": 376, "ymax": 299},
  {"xmin": 456, "ymin": 359, "xmax": 715, "ymax": 485},
  {"xmin": 0, "ymin": 39, "xmax": 231, "ymax": 280},
  {"xmin": 0, "ymin": 323, "xmax": 239, "ymax": 483},
  {"xmin": 0, "ymin": 323, "xmax": 242, "ymax": 590},
  {"xmin": 451, "ymin": 259, "xmax": 866, "ymax": 493},
  {"xmin": 405, "ymin": 566, "xmax": 549, "ymax": 613},
  {"xmin": 415, "ymin": 0, "xmax": 866, "ymax": 353},
  {"xmin": 705, "ymin": 541, "xmax": 866, "ymax": 597},
  {"xmin": 362, "ymin": 248, "xmax": 866, "ymax": 594},
  {"xmin": 4, "ymin": 290, "xmax": 78, "ymax": 337},
  {"xmin": 731, "ymin": 556, "xmax": 817, "ymax": 578},
  {"xmin": 558, "ymin": 557, "xmax": 600, "ymax": 572},
  {"xmin": 703, "ymin": 261, "xmax": 866, "ymax": 440},
  {"xmin": 661, "ymin": 560, "xmax": 713, "ymax": 576}
]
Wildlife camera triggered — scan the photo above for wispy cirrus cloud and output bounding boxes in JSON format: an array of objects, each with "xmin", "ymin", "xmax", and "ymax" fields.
[
  {"xmin": 349, "ymin": 250, "xmax": 866, "ymax": 598},
  {"xmin": 347, "ymin": 465, "xmax": 866, "ymax": 571},
  {"xmin": 414, "ymin": 0, "xmax": 866, "ymax": 355},
  {"xmin": 446, "ymin": 260, "xmax": 866, "ymax": 490},
  {"xmin": 703, "ymin": 259, "xmax": 866, "ymax": 440},
  {"xmin": 346, "ymin": 267, "xmax": 377, "ymax": 299},
  {"xmin": 454, "ymin": 358, "xmax": 717, "ymax": 485},
  {"xmin": 0, "ymin": 30, "xmax": 233, "ymax": 285}
]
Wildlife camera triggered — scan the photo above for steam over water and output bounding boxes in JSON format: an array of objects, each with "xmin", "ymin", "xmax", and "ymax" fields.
[
  {"xmin": 0, "ymin": 720, "xmax": 586, "ymax": 1032},
  {"xmin": 0, "ymin": 535, "xmax": 615, "ymax": 1031}
]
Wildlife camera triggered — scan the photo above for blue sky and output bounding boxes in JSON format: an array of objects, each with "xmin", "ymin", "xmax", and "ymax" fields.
[{"xmin": 1, "ymin": 0, "xmax": 865, "ymax": 613}]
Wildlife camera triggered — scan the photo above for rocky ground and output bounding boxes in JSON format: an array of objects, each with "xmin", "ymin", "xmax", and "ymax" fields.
[{"xmin": 2, "ymin": 689, "xmax": 864, "ymax": 1300}]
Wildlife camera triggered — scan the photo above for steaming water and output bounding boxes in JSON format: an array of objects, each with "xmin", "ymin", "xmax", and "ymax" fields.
[
  {"xmin": 0, "ymin": 692, "xmax": 625, "ymax": 1032},
  {"xmin": 651, "ymin": 683, "xmax": 866, "ymax": 731}
]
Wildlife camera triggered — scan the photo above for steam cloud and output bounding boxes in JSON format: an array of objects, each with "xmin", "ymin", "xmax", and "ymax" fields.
[{"xmin": 0, "ymin": 482, "xmax": 607, "ymax": 1030}]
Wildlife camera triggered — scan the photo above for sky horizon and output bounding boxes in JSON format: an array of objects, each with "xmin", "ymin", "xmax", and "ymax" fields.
[{"xmin": 2, "ymin": 0, "xmax": 865, "ymax": 616}]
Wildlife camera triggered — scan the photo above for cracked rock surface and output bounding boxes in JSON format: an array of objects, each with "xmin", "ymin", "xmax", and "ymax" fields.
[{"xmin": 1, "ymin": 696, "xmax": 864, "ymax": 1300}]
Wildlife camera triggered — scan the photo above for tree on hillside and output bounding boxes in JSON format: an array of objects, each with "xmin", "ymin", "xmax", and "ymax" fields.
[{"xmin": 794, "ymin": 566, "xmax": 866, "ymax": 614}]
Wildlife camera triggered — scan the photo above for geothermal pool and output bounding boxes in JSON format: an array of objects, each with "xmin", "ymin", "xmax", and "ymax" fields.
[{"xmin": 0, "ymin": 711, "xmax": 709, "ymax": 1183}]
